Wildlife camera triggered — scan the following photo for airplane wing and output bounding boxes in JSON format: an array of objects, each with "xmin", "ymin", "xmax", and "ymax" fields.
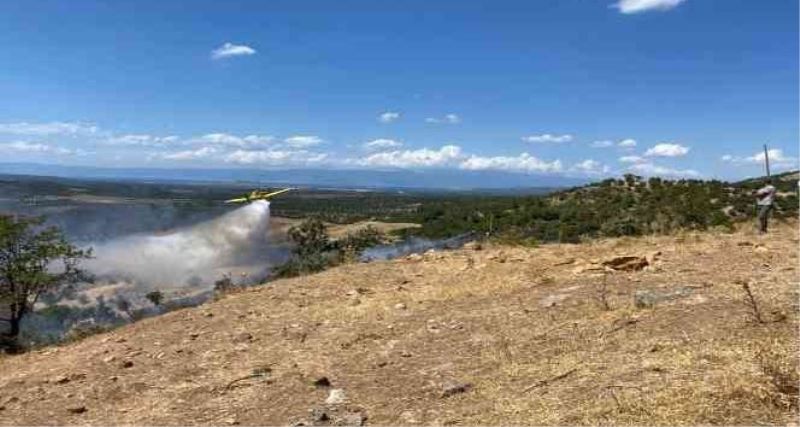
[
  {"xmin": 224, "ymin": 197, "xmax": 249, "ymax": 204},
  {"xmin": 260, "ymin": 188, "xmax": 292, "ymax": 198},
  {"xmin": 225, "ymin": 188, "xmax": 292, "ymax": 204}
]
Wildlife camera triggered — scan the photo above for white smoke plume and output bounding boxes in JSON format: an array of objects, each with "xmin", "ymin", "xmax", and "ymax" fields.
[{"xmin": 85, "ymin": 200, "xmax": 278, "ymax": 288}]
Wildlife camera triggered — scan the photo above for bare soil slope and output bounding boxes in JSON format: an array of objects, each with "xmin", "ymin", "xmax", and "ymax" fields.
[{"xmin": 1, "ymin": 221, "xmax": 798, "ymax": 426}]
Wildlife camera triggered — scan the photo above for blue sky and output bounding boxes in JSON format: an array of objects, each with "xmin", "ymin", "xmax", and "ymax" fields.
[{"xmin": 0, "ymin": 0, "xmax": 797, "ymax": 180}]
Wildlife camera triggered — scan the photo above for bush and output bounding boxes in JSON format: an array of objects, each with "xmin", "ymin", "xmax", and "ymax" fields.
[
  {"xmin": 287, "ymin": 217, "xmax": 331, "ymax": 257},
  {"xmin": 274, "ymin": 220, "xmax": 386, "ymax": 278},
  {"xmin": 145, "ymin": 290, "xmax": 164, "ymax": 306},
  {"xmin": 213, "ymin": 274, "xmax": 240, "ymax": 293},
  {"xmin": 335, "ymin": 226, "xmax": 386, "ymax": 262},
  {"xmin": 273, "ymin": 252, "xmax": 332, "ymax": 278}
]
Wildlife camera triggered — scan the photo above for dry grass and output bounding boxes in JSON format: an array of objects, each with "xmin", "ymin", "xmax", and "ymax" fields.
[{"xmin": 0, "ymin": 219, "xmax": 797, "ymax": 425}]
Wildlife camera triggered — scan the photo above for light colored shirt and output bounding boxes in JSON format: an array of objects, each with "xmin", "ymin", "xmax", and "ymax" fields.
[{"xmin": 756, "ymin": 184, "xmax": 776, "ymax": 206}]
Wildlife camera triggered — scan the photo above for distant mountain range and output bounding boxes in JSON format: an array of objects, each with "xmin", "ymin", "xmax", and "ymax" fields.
[{"xmin": 0, "ymin": 162, "xmax": 587, "ymax": 191}]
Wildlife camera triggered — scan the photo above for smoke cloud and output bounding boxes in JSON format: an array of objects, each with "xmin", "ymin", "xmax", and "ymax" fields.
[{"xmin": 85, "ymin": 200, "xmax": 284, "ymax": 288}]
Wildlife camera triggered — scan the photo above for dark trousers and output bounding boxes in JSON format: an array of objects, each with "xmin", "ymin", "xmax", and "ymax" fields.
[{"xmin": 757, "ymin": 204, "xmax": 773, "ymax": 233}]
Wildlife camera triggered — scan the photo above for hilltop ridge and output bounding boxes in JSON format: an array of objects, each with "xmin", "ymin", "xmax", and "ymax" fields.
[{"xmin": 0, "ymin": 219, "xmax": 797, "ymax": 425}]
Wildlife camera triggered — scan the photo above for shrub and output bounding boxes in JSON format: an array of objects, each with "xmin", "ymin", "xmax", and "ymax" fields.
[
  {"xmin": 335, "ymin": 226, "xmax": 386, "ymax": 262},
  {"xmin": 145, "ymin": 290, "xmax": 164, "ymax": 306},
  {"xmin": 274, "ymin": 220, "xmax": 386, "ymax": 278}
]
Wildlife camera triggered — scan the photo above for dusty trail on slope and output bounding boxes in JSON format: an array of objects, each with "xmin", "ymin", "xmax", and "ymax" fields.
[{"xmin": 0, "ymin": 221, "xmax": 797, "ymax": 425}]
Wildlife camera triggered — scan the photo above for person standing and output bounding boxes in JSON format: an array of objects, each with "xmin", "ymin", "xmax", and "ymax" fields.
[{"xmin": 754, "ymin": 181, "xmax": 777, "ymax": 233}]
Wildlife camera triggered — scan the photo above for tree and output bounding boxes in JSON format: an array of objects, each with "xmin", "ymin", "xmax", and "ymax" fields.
[
  {"xmin": 145, "ymin": 290, "xmax": 164, "ymax": 307},
  {"xmin": 287, "ymin": 217, "xmax": 331, "ymax": 257},
  {"xmin": 0, "ymin": 215, "xmax": 89, "ymax": 347}
]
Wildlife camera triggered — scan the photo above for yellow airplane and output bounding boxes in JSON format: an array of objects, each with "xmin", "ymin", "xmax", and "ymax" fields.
[{"xmin": 225, "ymin": 188, "xmax": 293, "ymax": 204}]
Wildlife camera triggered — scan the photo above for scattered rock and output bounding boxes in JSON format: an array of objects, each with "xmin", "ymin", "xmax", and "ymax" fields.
[
  {"xmin": 634, "ymin": 287, "xmax": 694, "ymax": 308},
  {"xmin": 400, "ymin": 350, "xmax": 413, "ymax": 358},
  {"xmin": 463, "ymin": 241, "xmax": 482, "ymax": 251},
  {"xmin": 53, "ymin": 375, "xmax": 70, "ymax": 384},
  {"xmin": 120, "ymin": 360, "xmax": 134, "ymax": 369},
  {"xmin": 67, "ymin": 405, "xmax": 87, "ymax": 414},
  {"xmin": 602, "ymin": 255, "xmax": 649, "ymax": 272},
  {"xmin": 488, "ymin": 253, "xmax": 507, "ymax": 263},
  {"xmin": 336, "ymin": 411, "xmax": 367, "ymax": 426},
  {"xmin": 645, "ymin": 251, "xmax": 662, "ymax": 265},
  {"xmin": 313, "ymin": 377, "xmax": 332, "ymax": 388},
  {"xmin": 441, "ymin": 380, "xmax": 473, "ymax": 397},
  {"xmin": 755, "ymin": 245, "xmax": 769, "ymax": 254},
  {"xmin": 406, "ymin": 254, "xmax": 423, "ymax": 262},
  {"xmin": 309, "ymin": 408, "xmax": 330, "ymax": 423},
  {"xmin": 325, "ymin": 389, "xmax": 347, "ymax": 405},
  {"xmin": 304, "ymin": 408, "xmax": 366, "ymax": 426},
  {"xmin": 102, "ymin": 355, "xmax": 116, "ymax": 364},
  {"xmin": 394, "ymin": 303, "xmax": 407, "ymax": 310},
  {"xmin": 232, "ymin": 332, "xmax": 253, "ymax": 344}
]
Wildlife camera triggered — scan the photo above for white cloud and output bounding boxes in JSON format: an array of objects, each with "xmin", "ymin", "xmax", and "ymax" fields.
[
  {"xmin": 363, "ymin": 138, "xmax": 402, "ymax": 151},
  {"xmin": 211, "ymin": 42, "xmax": 256, "ymax": 60},
  {"xmin": 591, "ymin": 140, "xmax": 614, "ymax": 148},
  {"xmin": 619, "ymin": 155, "xmax": 646, "ymax": 163},
  {"xmin": 644, "ymin": 142, "xmax": 690, "ymax": 157},
  {"xmin": 629, "ymin": 162, "xmax": 699, "ymax": 178},
  {"xmin": 571, "ymin": 159, "xmax": 610, "ymax": 175},
  {"xmin": 460, "ymin": 153, "xmax": 562, "ymax": 173},
  {"xmin": 746, "ymin": 148, "xmax": 795, "ymax": 165},
  {"xmin": 359, "ymin": 145, "xmax": 462, "ymax": 168},
  {"xmin": 378, "ymin": 112, "xmax": 400, "ymax": 123},
  {"xmin": 722, "ymin": 149, "xmax": 798, "ymax": 168},
  {"xmin": 161, "ymin": 146, "xmax": 218, "ymax": 161},
  {"xmin": 224, "ymin": 149, "xmax": 328, "ymax": 165},
  {"xmin": 612, "ymin": 0, "xmax": 687, "ymax": 14},
  {"xmin": 194, "ymin": 133, "xmax": 274, "ymax": 148},
  {"xmin": 0, "ymin": 141, "xmax": 52, "ymax": 152},
  {"xmin": 0, "ymin": 121, "xmax": 100, "ymax": 137},
  {"xmin": 0, "ymin": 141, "xmax": 80, "ymax": 155},
  {"xmin": 425, "ymin": 114, "xmax": 461, "ymax": 124},
  {"xmin": 284, "ymin": 135, "xmax": 323, "ymax": 148},
  {"xmin": 522, "ymin": 134, "xmax": 574, "ymax": 144},
  {"xmin": 107, "ymin": 132, "xmax": 275, "ymax": 149},
  {"xmin": 106, "ymin": 134, "xmax": 180, "ymax": 147},
  {"xmin": 618, "ymin": 138, "xmax": 637, "ymax": 148}
]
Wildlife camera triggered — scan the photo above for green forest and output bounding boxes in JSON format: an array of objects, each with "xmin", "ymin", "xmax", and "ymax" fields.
[{"xmin": 405, "ymin": 172, "xmax": 799, "ymax": 243}]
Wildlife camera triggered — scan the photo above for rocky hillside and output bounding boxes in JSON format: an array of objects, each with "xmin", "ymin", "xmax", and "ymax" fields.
[{"xmin": 0, "ymin": 220, "xmax": 797, "ymax": 426}]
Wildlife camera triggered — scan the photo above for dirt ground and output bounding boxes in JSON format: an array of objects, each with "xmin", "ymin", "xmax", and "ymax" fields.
[{"xmin": 0, "ymin": 220, "xmax": 797, "ymax": 426}]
